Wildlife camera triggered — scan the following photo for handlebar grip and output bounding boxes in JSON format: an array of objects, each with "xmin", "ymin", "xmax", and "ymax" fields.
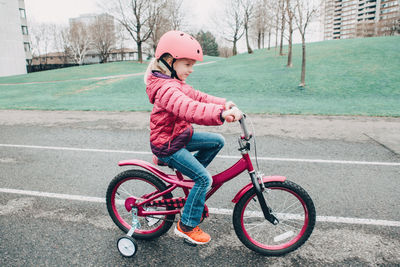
[{"xmin": 239, "ymin": 114, "xmax": 251, "ymax": 140}]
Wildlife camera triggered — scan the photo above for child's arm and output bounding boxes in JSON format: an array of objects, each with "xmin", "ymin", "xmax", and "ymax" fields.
[
  {"xmin": 190, "ymin": 87, "xmax": 236, "ymax": 111},
  {"xmin": 156, "ymin": 84, "xmax": 225, "ymax": 126},
  {"xmin": 191, "ymin": 87, "xmax": 226, "ymax": 106}
]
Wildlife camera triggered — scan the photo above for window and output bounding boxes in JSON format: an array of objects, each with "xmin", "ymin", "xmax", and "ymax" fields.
[
  {"xmin": 23, "ymin": 42, "xmax": 31, "ymax": 52},
  {"xmin": 21, "ymin": 26, "xmax": 28, "ymax": 35},
  {"xmin": 19, "ymin": 8, "xmax": 26, "ymax": 18}
]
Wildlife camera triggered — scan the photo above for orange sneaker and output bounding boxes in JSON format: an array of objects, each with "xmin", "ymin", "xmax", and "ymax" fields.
[{"xmin": 174, "ymin": 221, "xmax": 211, "ymax": 245}]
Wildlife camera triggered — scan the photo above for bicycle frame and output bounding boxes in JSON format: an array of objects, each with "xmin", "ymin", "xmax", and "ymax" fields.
[{"xmin": 118, "ymin": 118, "xmax": 286, "ymax": 223}]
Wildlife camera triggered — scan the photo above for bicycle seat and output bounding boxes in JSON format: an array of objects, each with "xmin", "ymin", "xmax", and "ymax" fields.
[{"xmin": 152, "ymin": 155, "xmax": 169, "ymax": 167}]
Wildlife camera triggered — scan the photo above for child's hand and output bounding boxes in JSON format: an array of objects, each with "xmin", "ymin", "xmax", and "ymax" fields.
[
  {"xmin": 222, "ymin": 107, "xmax": 243, "ymax": 122},
  {"xmin": 225, "ymin": 101, "xmax": 236, "ymax": 110}
]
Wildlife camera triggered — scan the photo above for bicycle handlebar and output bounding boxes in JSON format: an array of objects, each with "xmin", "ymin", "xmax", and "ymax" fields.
[{"xmin": 239, "ymin": 114, "xmax": 251, "ymax": 141}]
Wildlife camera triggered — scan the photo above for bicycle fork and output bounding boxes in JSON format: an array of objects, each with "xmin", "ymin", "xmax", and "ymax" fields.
[{"xmin": 249, "ymin": 172, "xmax": 279, "ymax": 225}]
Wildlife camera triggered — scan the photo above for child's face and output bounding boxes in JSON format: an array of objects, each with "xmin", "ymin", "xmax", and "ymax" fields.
[{"xmin": 174, "ymin": 58, "xmax": 196, "ymax": 81}]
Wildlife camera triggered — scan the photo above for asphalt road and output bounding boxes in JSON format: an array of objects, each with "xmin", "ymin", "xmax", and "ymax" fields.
[{"xmin": 1, "ymin": 111, "xmax": 400, "ymax": 266}]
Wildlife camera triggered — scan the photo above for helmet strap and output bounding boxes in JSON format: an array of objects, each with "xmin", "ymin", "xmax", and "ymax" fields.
[{"xmin": 159, "ymin": 58, "xmax": 181, "ymax": 81}]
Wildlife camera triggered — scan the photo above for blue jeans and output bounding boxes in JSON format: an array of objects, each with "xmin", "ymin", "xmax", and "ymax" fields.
[{"xmin": 159, "ymin": 132, "xmax": 225, "ymax": 228}]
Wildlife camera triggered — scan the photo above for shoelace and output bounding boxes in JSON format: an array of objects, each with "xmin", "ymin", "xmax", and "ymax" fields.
[{"xmin": 190, "ymin": 227, "xmax": 206, "ymax": 237}]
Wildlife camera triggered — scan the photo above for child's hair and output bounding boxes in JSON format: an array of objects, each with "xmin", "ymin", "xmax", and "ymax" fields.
[{"xmin": 144, "ymin": 54, "xmax": 173, "ymax": 84}]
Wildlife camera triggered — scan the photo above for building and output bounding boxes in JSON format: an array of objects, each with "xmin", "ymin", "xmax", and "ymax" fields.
[
  {"xmin": 77, "ymin": 48, "xmax": 138, "ymax": 64},
  {"xmin": 30, "ymin": 48, "xmax": 142, "ymax": 72},
  {"xmin": 69, "ymin": 13, "xmax": 115, "ymax": 28},
  {"xmin": 0, "ymin": 0, "xmax": 32, "ymax": 77},
  {"xmin": 324, "ymin": 0, "xmax": 400, "ymax": 40},
  {"xmin": 108, "ymin": 48, "xmax": 138, "ymax": 62},
  {"xmin": 29, "ymin": 13, "xmax": 146, "ymax": 71},
  {"xmin": 67, "ymin": 13, "xmax": 146, "ymax": 63}
]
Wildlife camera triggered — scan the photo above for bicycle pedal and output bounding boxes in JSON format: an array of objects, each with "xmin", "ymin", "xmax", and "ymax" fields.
[{"xmin": 183, "ymin": 239, "xmax": 197, "ymax": 247}]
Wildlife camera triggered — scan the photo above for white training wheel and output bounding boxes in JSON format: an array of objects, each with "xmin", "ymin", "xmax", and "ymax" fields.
[{"xmin": 117, "ymin": 236, "xmax": 138, "ymax": 257}]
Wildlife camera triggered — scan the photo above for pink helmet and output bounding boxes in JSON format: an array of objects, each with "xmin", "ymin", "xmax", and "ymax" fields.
[{"xmin": 155, "ymin": 31, "xmax": 203, "ymax": 61}]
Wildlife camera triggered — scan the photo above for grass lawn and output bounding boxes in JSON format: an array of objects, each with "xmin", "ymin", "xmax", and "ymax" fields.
[{"xmin": 0, "ymin": 36, "xmax": 399, "ymax": 116}]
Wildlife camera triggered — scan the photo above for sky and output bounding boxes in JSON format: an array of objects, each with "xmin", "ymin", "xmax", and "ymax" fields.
[
  {"xmin": 25, "ymin": 0, "xmax": 101, "ymax": 24},
  {"xmin": 24, "ymin": 0, "xmax": 222, "ymax": 29},
  {"xmin": 24, "ymin": 0, "xmax": 323, "ymax": 52},
  {"xmin": 24, "ymin": 0, "xmax": 238, "ymax": 49}
]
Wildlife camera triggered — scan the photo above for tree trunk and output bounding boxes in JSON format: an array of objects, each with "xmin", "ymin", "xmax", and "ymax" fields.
[
  {"xmin": 261, "ymin": 32, "xmax": 265, "ymax": 49},
  {"xmin": 136, "ymin": 19, "xmax": 143, "ymax": 63},
  {"xmin": 137, "ymin": 41, "xmax": 143, "ymax": 63},
  {"xmin": 287, "ymin": 15, "xmax": 293, "ymax": 67},
  {"xmin": 268, "ymin": 30, "xmax": 271, "ymax": 50},
  {"xmin": 275, "ymin": 24, "xmax": 278, "ymax": 52},
  {"xmin": 300, "ymin": 35, "xmax": 306, "ymax": 87},
  {"xmin": 279, "ymin": 30, "xmax": 284, "ymax": 55},
  {"xmin": 233, "ymin": 40, "xmax": 238, "ymax": 56},
  {"xmin": 245, "ymin": 26, "xmax": 253, "ymax": 54},
  {"xmin": 279, "ymin": 0, "xmax": 285, "ymax": 56}
]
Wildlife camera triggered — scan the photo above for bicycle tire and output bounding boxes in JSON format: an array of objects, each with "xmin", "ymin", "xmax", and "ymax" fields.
[
  {"xmin": 233, "ymin": 180, "xmax": 316, "ymax": 256},
  {"xmin": 106, "ymin": 169, "xmax": 175, "ymax": 240}
]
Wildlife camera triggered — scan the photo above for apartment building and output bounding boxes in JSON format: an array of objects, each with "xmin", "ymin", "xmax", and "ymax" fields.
[
  {"xmin": 324, "ymin": 0, "xmax": 400, "ymax": 40},
  {"xmin": 69, "ymin": 13, "xmax": 115, "ymax": 28},
  {"xmin": 0, "ymin": 0, "xmax": 32, "ymax": 77}
]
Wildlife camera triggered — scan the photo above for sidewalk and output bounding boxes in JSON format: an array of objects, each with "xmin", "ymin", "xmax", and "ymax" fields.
[{"xmin": 0, "ymin": 110, "xmax": 399, "ymax": 155}]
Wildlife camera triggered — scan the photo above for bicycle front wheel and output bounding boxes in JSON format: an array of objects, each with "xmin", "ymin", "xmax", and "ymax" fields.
[{"xmin": 233, "ymin": 180, "xmax": 316, "ymax": 256}]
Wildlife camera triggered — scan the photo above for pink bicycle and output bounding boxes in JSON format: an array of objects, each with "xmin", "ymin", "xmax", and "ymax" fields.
[{"xmin": 106, "ymin": 116, "xmax": 316, "ymax": 257}]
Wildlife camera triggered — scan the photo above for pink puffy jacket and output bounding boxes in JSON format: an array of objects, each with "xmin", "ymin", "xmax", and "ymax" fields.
[{"xmin": 146, "ymin": 72, "xmax": 226, "ymax": 157}]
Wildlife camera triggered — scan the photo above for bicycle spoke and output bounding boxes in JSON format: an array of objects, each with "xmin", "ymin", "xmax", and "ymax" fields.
[
  {"xmin": 244, "ymin": 220, "xmax": 269, "ymax": 231},
  {"xmin": 118, "ymin": 185, "xmax": 134, "ymax": 197},
  {"xmin": 277, "ymin": 200, "xmax": 299, "ymax": 214}
]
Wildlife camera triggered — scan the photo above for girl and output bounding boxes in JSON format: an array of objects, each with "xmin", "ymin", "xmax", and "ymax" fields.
[{"xmin": 144, "ymin": 31, "xmax": 242, "ymax": 245}]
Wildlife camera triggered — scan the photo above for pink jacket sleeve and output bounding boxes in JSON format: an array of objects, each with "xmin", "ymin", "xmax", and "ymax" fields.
[
  {"xmin": 155, "ymin": 84, "xmax": 224, "ymax": 126},
  {"xmin": 192, "ymin": 88, "xmax": 226, "ymax": 106}
]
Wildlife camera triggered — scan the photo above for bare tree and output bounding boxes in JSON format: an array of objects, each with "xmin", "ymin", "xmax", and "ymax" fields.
[
  {"xmin": 222, "ymin": 0, "xmax": 245, "ymax": 56},
  {"xmin": 242, "ymin": 0, "xmax": 255, "ymax": 54},
  {"xmin": 293, "ymin": 0, "xmax": 320, "ymax": 88},
  {"xmin": 90, "ymin": 14, "xmax": 116, "ymax": 63},
  {"xmin": 286, "ymin": 0, "xmax": 295, "ymax": 67},
  {"xmin": 356, "ymin": 21, "xmax": 375, "ymax": 37},
  {"xmin": 166, "ymin": 0, "xmax": 184, "ymax": 31},
  {"xmin": 253, "ymin": 0, "xmax": 274, "ymax": 50},
  {"xmin": 115, "ymin": 24, "xmax": 129, "ymax": 61},
  {"xmin": 273, "ymin": 0, "xmax": 281, "ymax": 51},
  {"xmin": 149, "ymin": 0, "xmax": 184, "ymax": 55},
  {"xmin": 265, "ymin": 0, "xmax": 276, "ymax": 50},
  {"xmin": 377, "ymin": 11, "xmax": 400, "ymax": 36},
  {"xmin": 218, "ymin": 46, "xmax": 234, "ymax": 58},
  {"xmin": 253, "ymin": 1, "xmax": 265, "ymax": 49},
  {"xmin": 102, "ymin": 0, "xmax": 166, "ymax": 63},
  {"xmin": 65, "ymin": 22, "xmax": 92, "ymax": 65},
  {"xmin": 29, "ymin": 22, "xmax": 52, "ymax": 67},
  {"xmin": 54, "ymin": 25, "xmax": 71, "ymax": 65},
  {"xmin": 279, "ymin": 0, "xmax": 286, "ymax": 56}
]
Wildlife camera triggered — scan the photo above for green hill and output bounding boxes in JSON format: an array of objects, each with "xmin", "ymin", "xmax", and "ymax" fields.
[{"xmin": 0, "ymin": 36, "xmax": 399, "ymax": 116}]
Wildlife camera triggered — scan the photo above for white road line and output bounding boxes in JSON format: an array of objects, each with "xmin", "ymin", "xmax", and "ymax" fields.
[
  {"xmin": 1, "ymin": 187, "xmax": 399, "ymax": 227},
  {"xmin": 1, "ymin": 143, "xmax": 399, "ymax": 166},
  {"xmin": 0, "ymin": 188, "xmax": 105, "ymax": 203},
  {"xmin": 0, "ymin": 143, "xmax": 151, "ymax": 155}
]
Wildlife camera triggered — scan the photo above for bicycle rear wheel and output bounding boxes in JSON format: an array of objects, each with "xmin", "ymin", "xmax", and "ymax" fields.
[
  {"xmin": 106, "ymin": 169, "xmax": 175, "ymax": 240},
  {"xmin": 233, "ymin": 180, "xmax": 316, "ymax": 256}
]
